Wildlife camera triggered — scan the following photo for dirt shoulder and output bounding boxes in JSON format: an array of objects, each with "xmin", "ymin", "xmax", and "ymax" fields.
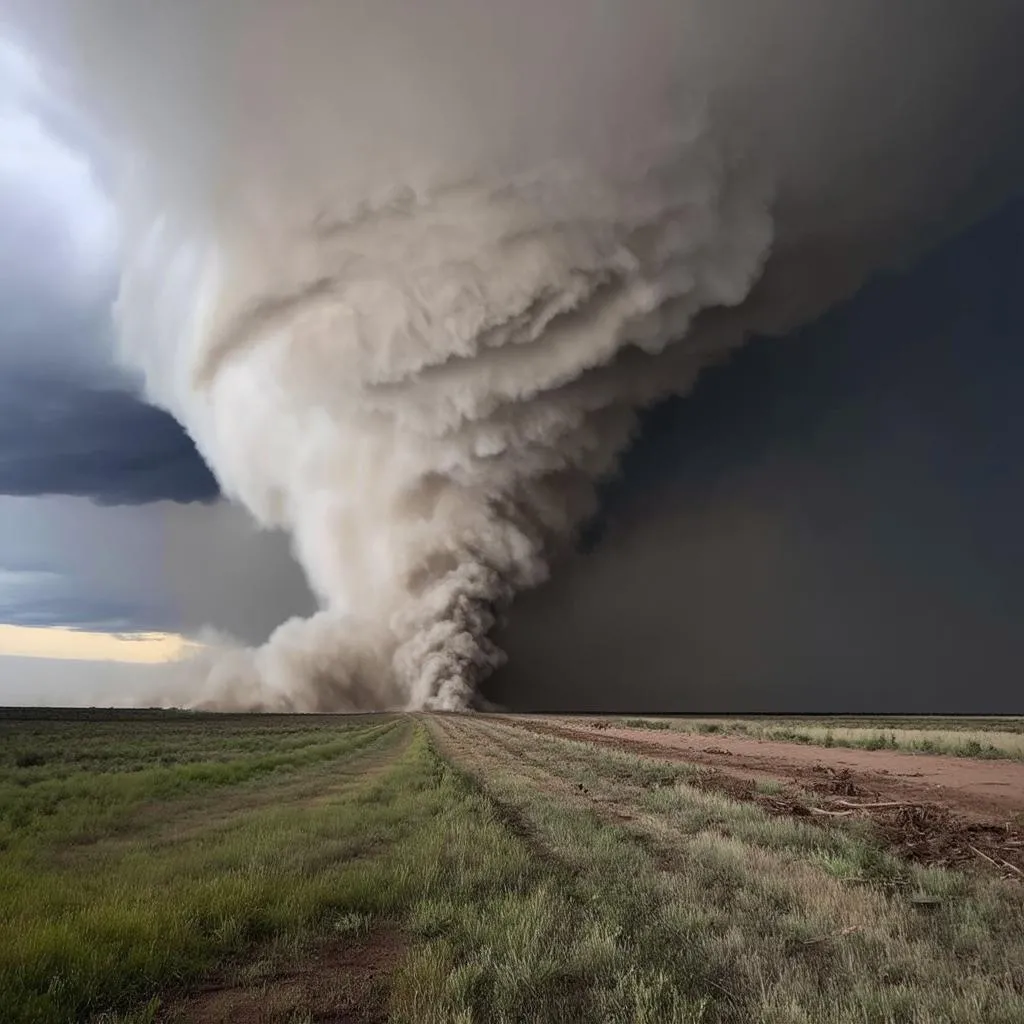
[
  {"xmin": 526, "ymin": 719, "xmax": 1024, "ymax": 822},
  {"xmin": 503, "ymin": 717, "xmax": 1024, "ymax": 881}
]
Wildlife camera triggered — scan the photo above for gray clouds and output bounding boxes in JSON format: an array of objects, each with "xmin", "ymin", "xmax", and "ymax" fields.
[
  {"xmin": 0, "ymin": 495, "xmax": 313, "ymax": 640},
  {"xmin": 0, "ymin": 655, "xmax": 188, "ymax": 706},
  {"xmin": 0, "ymin": 38, "xmax": 117, "ymax": 374},
  {"xmin": 0, "ymin": 37, "xmax": 219, "ymax": 508},
  {"xmin": 0, "ymin": 374, "xmax": 217, "ymax": 504},
  {"xmin": 0, "ymin": 39, "xmax": 310, "ymax": 675},
  {"xmin": 0, "ymin": 569, "xmax": 163, "ymax": 630},
  {"xmin": 488, "ymin": 197, "xmax": 1024, "ymax": 713},
  {"xmin": 2, "ymin": 5, "xmax": 1024, "ymax": 714},
  {"xmin": 11, "ymin": 0, "xmax": 1024, "ymax": 714}
]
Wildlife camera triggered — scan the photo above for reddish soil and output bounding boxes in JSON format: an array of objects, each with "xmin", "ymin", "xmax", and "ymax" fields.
[
  {"xmin": 539, "ymin": 721, "xmax": 1024, "ymax": 820},
  {"xmin": 159, "ymin": 931, "xmax": 402, "ymax": 1024},
  {"xmin": 511, "ymin": 718, "xmax": 1024, "ymax": 882}
]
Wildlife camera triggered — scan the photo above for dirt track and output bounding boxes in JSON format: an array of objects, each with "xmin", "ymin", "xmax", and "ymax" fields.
[
  {"xmin": 530, "ymin": 719, "xmax": 1024, "ymax": 822},
  {"xmin": 501, "ymin": 716, "xmax": 1024, "ymax": 880}
]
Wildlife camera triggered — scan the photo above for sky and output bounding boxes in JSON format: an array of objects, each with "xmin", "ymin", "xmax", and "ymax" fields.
[
  {"xmin": 0, "ymin": 31, "xmax": 1022, "ymax": 712},
  {"xmin": 490, "ymin": 196, "xmax": 1024, "ymax": 713},
  {"xmin": 0, "ymin": 39, "xmax": 314, "ymax": 703}
]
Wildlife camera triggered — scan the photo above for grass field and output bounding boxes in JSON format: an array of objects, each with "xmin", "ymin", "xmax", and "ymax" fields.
[
  {"xmin": 604, "ymin": 715, "xmax": 1024, "ymax": 759},
  {"xmin": 1, "ymin": 710, "xmax": 1022, "ymax": 1023}
]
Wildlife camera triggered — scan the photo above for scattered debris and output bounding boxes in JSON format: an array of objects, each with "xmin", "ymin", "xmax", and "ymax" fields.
[
  {"xmin": 830, "ymin": 800, "xmax": 907, "ymax": 810},
  {"xmin": 969, "ymin": 844, "xmax": 1023, "ymax": 878},
  {"xmin": 806, "ymin": 767, "xmax": 864, "ymax": 798},
  {"xmin": 793, "ymin": 924, "xmax": 864, "ymax": 948}
]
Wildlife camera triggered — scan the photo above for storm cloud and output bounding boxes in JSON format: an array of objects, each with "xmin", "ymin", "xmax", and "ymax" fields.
[
  {"xmin": 0, "ymin": 375, "xmax": 217, "ymax": 504},
  {"xmin": 1, "ymin": 4, "xmax": 1024, "ymax": 715},
  {"xmin": 0, "ymin": 37, "xmax": 218, "ymax": 508},
  {"xmin": 0, "ymin": 495, "xmax": 313, "ymax": 639},
  {"xmin": 0, "ymin": 35, "xmax": 310, "ymax": 683},
  {"xmin": 489, "ymin": 195, "xmax": 1024, "ymax": 714}
]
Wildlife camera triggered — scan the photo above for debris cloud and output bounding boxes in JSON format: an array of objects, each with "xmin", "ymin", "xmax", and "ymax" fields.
[{"xmin": 5, "ymin": 1, "xmax": 1024, "ymax": 709}]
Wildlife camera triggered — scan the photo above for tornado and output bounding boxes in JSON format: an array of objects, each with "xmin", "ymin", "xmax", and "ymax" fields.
[{"xmin": 5, "ymin": 1, "xmax": 1024, "ymax": 710}]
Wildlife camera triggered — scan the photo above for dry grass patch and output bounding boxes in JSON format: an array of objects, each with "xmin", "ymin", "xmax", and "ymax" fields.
[{"xmin": 433, "ymin": 716, "xmax": 1024, "ymax": 1023}]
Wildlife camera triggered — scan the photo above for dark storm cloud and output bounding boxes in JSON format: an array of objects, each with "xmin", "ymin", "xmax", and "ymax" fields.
[
  {"xmin": 0, "ymin": 40, "xmax": 219, "ymax": 510},
  {"xmin": 0, "ymin": 495, "xmax": 314, "ymax": 642},
  {"xmin": 0, "ymin": 374, "xmax": 218, "ymax": 504},
  {"xmin": 488, "ymin": 195, "xmax": 1024, "ymax": 714},
  {"xmin": 0, "ymin": 591, "xmax": 166, "ymax": 631},
  {"xmin": 0, "ymin": 560, "xmax": 174, "ymax": 631},
  {"xmin": 0, "ymin": 38, "xmax": 314, "ymax": 667}
]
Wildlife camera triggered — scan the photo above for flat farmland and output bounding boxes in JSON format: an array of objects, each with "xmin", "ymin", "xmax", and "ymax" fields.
[{"xmin": 1, "ymin": 710, "xmax": 1022, "ymax": 1023}]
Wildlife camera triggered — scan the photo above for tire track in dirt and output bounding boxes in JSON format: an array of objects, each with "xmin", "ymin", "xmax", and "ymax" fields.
[
  {"xmin": 155, "ymin": 720, "xmax": 416, "ymax": 1024},
  {"xmin": 431, "ymin": 715, "xmax": 709, "ymax": 875},
  {"xmin": 154, "ymin": 717, "xmax": 414, "ymax": 847},
  {"xmin": 430, "ymin": 714, "xmax": 674, "ymax": 868},
  {"xmin": 430, "ymin": 715, "xmax": 591, "ymax": 815},
  {"xmin": 160, "ymin": 931, "xmax": 402, "ymax": 1024}
]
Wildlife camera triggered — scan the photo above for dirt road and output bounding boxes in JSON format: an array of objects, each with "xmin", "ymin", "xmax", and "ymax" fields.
[
  {"xmin": 491, "ymin": 716, "xmax": 1024, "ymax": 880},
  {"xmin": 523, "ymin": 719, "xmax": 1024, "ymax": 822}
]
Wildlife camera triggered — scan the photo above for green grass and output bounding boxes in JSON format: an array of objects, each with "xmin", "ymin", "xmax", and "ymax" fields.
[
  {"xmin": 606, "ymin": 715, "xmax": 1024, "ymax": 759},
  {"xmin": 2, "ymin": 711, "xmax": 1022, "ymax": 1023},
  {"xmin": 433, "ymin": 717, "xmax": 1024, "ymax": 1022},
  {"xmin": 1, "ymin": 715, "xmax": 411, "ymax": 1022}
]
